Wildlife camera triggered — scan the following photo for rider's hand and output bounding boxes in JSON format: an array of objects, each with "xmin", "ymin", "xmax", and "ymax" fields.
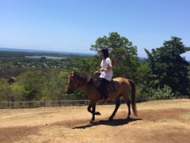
[{"xmin": 94, "ymin": 70, "xmax": 99, "ymax": 74}]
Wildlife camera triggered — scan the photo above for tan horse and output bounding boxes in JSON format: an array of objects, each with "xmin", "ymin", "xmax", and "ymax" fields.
[{"xmin": 66, "ymin": 71, "xmax": 137, "ymax": 122}]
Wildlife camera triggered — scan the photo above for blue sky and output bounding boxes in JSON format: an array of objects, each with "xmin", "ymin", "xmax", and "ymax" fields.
[{"xmin": 0, "ymin": 0, "xmax": 190, "ymax": 59}]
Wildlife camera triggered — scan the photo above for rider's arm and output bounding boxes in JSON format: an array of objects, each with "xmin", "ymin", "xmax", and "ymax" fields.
[
  {"xmin": 103, "ymin": 64, "xmax": 112, "ymax": 72},
  {"xmin": 103, "ymin": 58, "xmax": 112, "ymax": 72}
]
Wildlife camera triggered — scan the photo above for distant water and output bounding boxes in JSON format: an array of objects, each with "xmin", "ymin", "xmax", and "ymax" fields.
[
  {"xmin": 25, "ymin": 56, "xmax": 67, "ymax": 60},
  {"xmin": 0, "ymin": 47, "xmax": 155, "ymax": 61},
  {"xmin": 0, "ymin": 47, "xmax": 96, "ymax": 56}
]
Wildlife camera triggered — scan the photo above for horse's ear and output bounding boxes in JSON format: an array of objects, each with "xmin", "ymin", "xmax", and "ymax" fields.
[
  {"xmin": 71, "ymin": 71, "xmax": 75, "ymax": 77},
  {"xmin": 86, "ymin": 77, "xmax": 91, "ymax": 83},
  {"xmin": 86, "ymin": 76, "xmax": 91, "ymax": 83}
]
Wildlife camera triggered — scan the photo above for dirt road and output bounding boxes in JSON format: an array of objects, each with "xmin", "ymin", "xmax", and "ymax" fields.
[{"xmin": 0, "ymin": 99, "xmax": 190, "ymax": 143}]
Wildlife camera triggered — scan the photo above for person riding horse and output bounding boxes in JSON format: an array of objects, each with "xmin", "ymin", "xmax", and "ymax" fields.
[
  {"xmin": 94, "ymin": 48, "xmax": 113, "ymax": 104},
  {"xmin": 66, "ymin": 49, "xmax": 137, "ymax": 122}
]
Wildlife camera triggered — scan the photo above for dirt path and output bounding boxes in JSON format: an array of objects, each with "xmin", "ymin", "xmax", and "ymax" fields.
[{"xmin": 0, "ymin": 99, "xmax": 190, "ymax": 143}]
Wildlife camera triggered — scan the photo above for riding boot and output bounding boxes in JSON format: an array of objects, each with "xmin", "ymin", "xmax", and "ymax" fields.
[{"xmin": 101, "ymin": 92, "xmax": 110, "ymax": 105}]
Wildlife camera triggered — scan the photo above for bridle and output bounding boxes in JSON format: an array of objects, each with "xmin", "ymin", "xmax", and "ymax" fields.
[{"xmin": 71, "ymin": 76, "xmax": 85, "ymax": 92}]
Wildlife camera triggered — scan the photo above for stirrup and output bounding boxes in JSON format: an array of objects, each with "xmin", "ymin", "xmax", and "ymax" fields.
[{"xmin": 102, "ymin": 97, "xmax": 110, "ymax": 105}]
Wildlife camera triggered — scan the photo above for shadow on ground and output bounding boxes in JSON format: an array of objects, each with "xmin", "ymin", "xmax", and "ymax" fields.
[{"xmin": 73, "ymin": 117, "xmax": 142, "ymax": 129}]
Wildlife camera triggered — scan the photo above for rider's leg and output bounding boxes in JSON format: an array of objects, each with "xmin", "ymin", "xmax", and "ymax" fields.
[
  {"xmin": 96, "ymin": 78, "xmax": 110, "ymax": 104},
  {"xmin": 96, "ymin": 78, "xmax": 108, "ymax": 98}
]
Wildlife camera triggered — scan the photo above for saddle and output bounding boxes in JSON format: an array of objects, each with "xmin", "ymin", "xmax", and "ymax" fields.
[{"xmin": 105, "ymin": 80, "xmax": 116, "ymax": 94}]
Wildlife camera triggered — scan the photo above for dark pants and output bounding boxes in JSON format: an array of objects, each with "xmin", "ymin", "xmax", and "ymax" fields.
[{"xmin": 96, "ymin": 78, "xmax": 110, "ymax": 99}]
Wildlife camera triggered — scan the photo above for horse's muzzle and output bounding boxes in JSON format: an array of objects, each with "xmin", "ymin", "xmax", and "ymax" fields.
[{"xmin": 66, "ymin": 90, "xmax": 73, "ymax": 94}]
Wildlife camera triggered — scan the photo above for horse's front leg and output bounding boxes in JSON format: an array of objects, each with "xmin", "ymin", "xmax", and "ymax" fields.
[
  {"xmin": 87, "ymin": 104, "xmax": 91, "ymax": 113},
  {"xmin": 87, "ymin": 104, "xmax": 101, "ymax": 115},
  {"xmin": 87, "ymin": 104, "xmax": 101, "ymax": 122},
  {"xmin": 91, "ymin": 105, "xmax": 96, "ymax": 122},
  {"xmin": 87, "ymin": 104, "xmax": 95, "ymax": 122}
]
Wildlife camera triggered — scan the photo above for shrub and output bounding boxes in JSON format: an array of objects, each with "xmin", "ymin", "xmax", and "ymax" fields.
[{"xmin": 153, "ymin": 85, "xmax": 174, "ymax": 100}]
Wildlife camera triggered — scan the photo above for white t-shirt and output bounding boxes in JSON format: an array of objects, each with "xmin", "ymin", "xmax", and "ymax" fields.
[{"xmin": 99, "ymin": 57, "xmax": 113, "ymax": 81}]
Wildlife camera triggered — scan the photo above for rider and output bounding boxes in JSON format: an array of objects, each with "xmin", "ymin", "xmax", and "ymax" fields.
[{"xmin": 94, "ymin": 48, "xmax": 113, "ymax": 104}]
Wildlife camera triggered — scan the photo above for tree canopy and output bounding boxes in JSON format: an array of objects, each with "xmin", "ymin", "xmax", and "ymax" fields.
[
  {"xmin": 145, "ymin": 36, "xmax": 190, "ymax": 95},
  {"xmin": 90, "ymin": 32, "xmax": 140, "ymax": 80}
]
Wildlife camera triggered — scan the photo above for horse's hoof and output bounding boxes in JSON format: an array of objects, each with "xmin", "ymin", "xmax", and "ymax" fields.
[
  {"xmin": 95, "ymin": 112, "xmax": 101, "ymax": 115},
  {"xmin": 109, "ymin": 116, "xmax": 113, "ymax": 121},
  {"xmin": 90, "ymin": 120, "xmax": 95, "ymax": 124}
]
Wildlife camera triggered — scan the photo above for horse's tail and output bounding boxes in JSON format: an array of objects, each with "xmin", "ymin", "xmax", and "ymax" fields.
[{"xmin": 128, "ymin": 79, "xmax": 138, "ymax": 116}]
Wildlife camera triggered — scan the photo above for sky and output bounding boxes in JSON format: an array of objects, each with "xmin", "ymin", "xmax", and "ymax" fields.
[{"xmin": 0, "ymin": 0, "xmax": 190, "ymax": 59}]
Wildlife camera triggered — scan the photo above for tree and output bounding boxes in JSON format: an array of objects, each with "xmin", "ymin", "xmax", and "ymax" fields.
[
  {"xmin": 75, "ymin": 56, "xmax": 100, "ymax": 74},
  {"xmin": 91, "ymin": 32, "xmax": 140, "ymax": 80},
  {"xmin": 145, "ymin": 37, "xmax": 190, "ymax": 95},
  {"xmin": 10, "ymin": 83, "xmax": 29, "ymax": 101},
  {"xmin": 42, "ymin": 70, "xmax": 68, "ymax": 100},
  {"xmin": 16, "ymin": 71, "xmax": 46, "ymax": 101},
  {"xmin": 0, "ymin": 78, "xmax": 11, "ymax": 101}
]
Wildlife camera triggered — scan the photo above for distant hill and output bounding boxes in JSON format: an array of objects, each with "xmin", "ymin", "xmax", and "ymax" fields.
[
  {"xmin": 0, "ymin": 47, "xmax": 96, "ymax": 56},
  {"xmin": 0, "ymin": 47, "xmax": 149, "ymax": 60}
]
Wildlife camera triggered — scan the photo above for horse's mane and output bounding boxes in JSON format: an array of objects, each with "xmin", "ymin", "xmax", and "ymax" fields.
[
  {"xmin": 75, "ymin": 72, "xmax": 90, "ymax": 83},
  {"xmin": 75, "ymin": 72, "xmax": 97, "ymax": 85}
]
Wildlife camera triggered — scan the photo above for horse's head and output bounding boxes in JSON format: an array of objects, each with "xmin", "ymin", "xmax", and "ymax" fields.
[
  {"xmin": 66, "ymin": 71, "xmax": 91, "ymax": 94},
  {"xmin": 66, "ymin": 71, "xmax": 77, "ymax": 94}
]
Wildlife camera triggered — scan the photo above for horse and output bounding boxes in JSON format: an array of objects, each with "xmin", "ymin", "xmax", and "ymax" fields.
[{"xmin": 66, "ymin": 71, "xmax": 137, "ymax": 122}]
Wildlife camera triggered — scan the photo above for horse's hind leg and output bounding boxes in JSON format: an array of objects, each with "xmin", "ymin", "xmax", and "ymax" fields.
[
  {"xmin": 123, "ymin": 94, "xmax": 131, "ymax": 119},
  {"xmin": 109, "ymin": 97, "xmax": 120, "ymax": 121},
  {"xmin": 127, "ymin": 100, "xmax": 131, "ymax": 119}
]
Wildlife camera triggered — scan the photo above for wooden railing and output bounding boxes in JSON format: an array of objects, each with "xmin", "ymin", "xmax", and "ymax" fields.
[
  {"xmin": 0, "ymin": 100, "xmax": 92, "ymax": 109},
  {"xmin": 0, "ymin": 99, "xmax": 131, "ymax": 109},
  {"xmin": 0, "ymin": 96, "xmax": 189, "ymax": 109}
]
